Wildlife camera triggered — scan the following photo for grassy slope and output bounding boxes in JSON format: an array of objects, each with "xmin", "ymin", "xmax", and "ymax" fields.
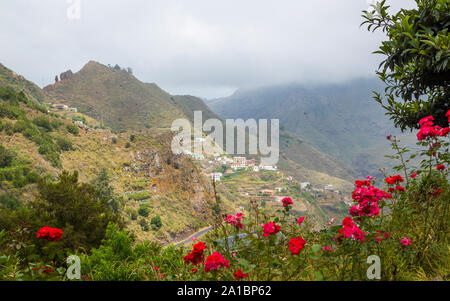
[
  {"xmin": 0, "ymin": 63, "xmax": 218, "ymax": 244},
  {"xmin": 0, "ymin": 63, "xmax": 50, "ymax": 104},
  {"xmin": 43, "ymin": 61, "xmax": 187, "ymax": 131},
  {"xmin": 43, "ymin": 61, "xmax": 220, "ymax": 131}
]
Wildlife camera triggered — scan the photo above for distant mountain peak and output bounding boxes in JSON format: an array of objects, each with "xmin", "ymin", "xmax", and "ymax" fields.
[{"xmin": 43, "ymin": 60, "xmax": 219, "ymax": 131}]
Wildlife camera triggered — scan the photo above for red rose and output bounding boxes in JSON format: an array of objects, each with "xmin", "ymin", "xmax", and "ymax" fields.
[
  {"xmin": 289, "ymin": 236, "xmax": 306, "ymax": 255},
  {"xmin": 395, "ymin": 186, "xmax": 406, "ymax": 192},
  {"xmin": 436, "ymin": 164, "xmax": 445, "ymax": 171},
  {"xmin": 281, "ymin": 197, "xmax": 293, "ymax": 208},
  {"xmin": 385, "ymin": 175, "xmax": 404, "ymax": 185},
  {"xmin": 262, "ymin": 222, "xmax": 281, "ymax": 237},
  {"xmin": 204, "ymin": 252, "xmax": 230, "ymax": 272},
  {"xmin": 184, "ymin": 241, "xmax": 206, "ymax": 265},
  {"xmin": 234, "ymin": 269, "xmax": 249, "ymax": 280},
  {"xmin": 37, "ymin": 226, "xmax": 63, "ymax": 242}
]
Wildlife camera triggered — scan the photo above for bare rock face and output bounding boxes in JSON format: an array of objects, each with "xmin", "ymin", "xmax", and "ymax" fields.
[{"xmin": 60, "ymin": 70, "xmax": 74, "ymax": 81}]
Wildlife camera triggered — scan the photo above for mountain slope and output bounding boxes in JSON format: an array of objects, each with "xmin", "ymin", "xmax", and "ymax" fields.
[
  {"xmin": 43, "ymin": 61, "xmax": 220, "ymax": 131},
  {"xmin": 0, "ymin": 63, "xmax": 218, "ymax": 243},
  {"xmin": 0, "ymin": 63, "xmax": 50, "ymax": 104}
]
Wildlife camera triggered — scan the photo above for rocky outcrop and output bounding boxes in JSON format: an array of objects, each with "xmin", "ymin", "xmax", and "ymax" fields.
[
  {"xmin": 60, "ymin": 70, "xmax": 73, "ymax": 81},
  {"xmin": 127, "ymin": 133, "xmax": 214, "ymax": 216}
]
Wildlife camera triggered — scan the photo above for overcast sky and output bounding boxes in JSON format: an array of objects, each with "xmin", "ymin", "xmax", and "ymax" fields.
[{"xmin": 0, "ymin": 0, "xmax": 415, "ymax": 99}]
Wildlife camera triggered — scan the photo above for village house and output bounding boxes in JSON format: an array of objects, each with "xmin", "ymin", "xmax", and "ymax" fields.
[
  {"xmin": 259, "ymin": 164, "xmax": 277, "ymax": 171},
  {"xmin": 324, "ymin": 184, "xmax": 334, "ymax": 191},
  {"xmin": 233, "ymin": 157, "xmax": 247, "ymax": 168},
  {"xmin": 301, "ymin": 182, "xmax": 311, "ymax": 189},
  {"xmin": 231, "ymin": 162, "xmax": 241, "ymax": 170},
  {"xmin": 52, "ymin": 103, "xmax": 69, "ymax": 110},
  {"xmin": 260, "ymin": 189, "xmax": 275, "ymax": 197},
  {"xmin": 245, "ymin": 159, "xmax": 256, "ymax": 167},
  {"xmin": 210, "ymin": 172, "xmax": 223, "ymax": 182}
]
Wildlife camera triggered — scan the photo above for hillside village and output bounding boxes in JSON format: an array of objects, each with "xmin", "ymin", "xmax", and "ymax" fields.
[{"xmin": 43, "ymin": 100, "xmax": 350, "ymax": 232}]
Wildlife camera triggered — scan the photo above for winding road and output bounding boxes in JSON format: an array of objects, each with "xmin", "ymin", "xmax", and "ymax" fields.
[{"xmin": 173, "ymin": 226, "xmax": 213, "ymax": 246}]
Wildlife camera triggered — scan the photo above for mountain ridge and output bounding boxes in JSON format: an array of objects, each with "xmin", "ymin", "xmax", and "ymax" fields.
[{"xmin": 43, "ymin": 61, "xmax": 221, "ymax": 131}]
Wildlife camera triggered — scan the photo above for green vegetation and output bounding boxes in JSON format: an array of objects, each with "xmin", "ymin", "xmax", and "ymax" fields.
[
  {"xmin": 66, "ymin": 124, "xmax": 79, "ymax": 135},
  {"xmin": 150, "ymin": 215, "xmax": 162, "ymax": 231},
  {"xmin": 138, "ymin": 204, "xmax": 150, "ymax": 217},
  {"xmin": 362, "ymin": 0, "xmax": 449, "ymax": 130},
  {"xmin": 33, "ymin": 171, "xmax": 118, "ymax": 250},
  {"xmin": 43, "ymin": 61, "xmax": 219, "ymax": 132},
  {"xmin": 0, "ymin": 86, "xmax": 81, "ymax": 167},
  {"xmin": 1, "ymin": 1, "xmax": 448, "ymax": 281}
]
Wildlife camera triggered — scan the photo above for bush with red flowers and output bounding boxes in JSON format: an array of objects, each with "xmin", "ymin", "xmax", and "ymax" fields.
[{"xmin": 37, "ymin": 226, "xmax": 63, "ymax": 242}]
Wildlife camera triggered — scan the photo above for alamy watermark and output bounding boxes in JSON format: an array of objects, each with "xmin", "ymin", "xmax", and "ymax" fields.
[
  {"xmin": 171, "ymin": 111, "xmax": 279, "ymax": 166},
  {"xmin": 366, "ymin": 255, "xmax": 381, "ymax": 280},
  {"xmin": 67, "ymin": 0, "xmax": 81, "ymax": 20},
  {"xmin": 366, "ymin": 0, "xmax": 381, "ymax": 16},
  {"xmin": 66, "ymin": 255, "xmax": 81, "ymax": 280}
]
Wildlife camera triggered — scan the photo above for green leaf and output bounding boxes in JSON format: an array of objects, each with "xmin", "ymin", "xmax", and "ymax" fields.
[
  {"xmin": 311, "ymin": 244, "xmax": 321, "ymax": 253},
  {"xmin": 315, "ymin": 271, "xmax": 324, "ymax": 281},
  {"xmin": 238, "ymin": 258, "xmax": 249, "ymax": 267}
]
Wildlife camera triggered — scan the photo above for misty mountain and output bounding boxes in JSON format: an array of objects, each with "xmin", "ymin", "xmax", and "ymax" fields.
[{"xmin": 207, "ymin": 78, "xmax": 416, "ymax": 178}]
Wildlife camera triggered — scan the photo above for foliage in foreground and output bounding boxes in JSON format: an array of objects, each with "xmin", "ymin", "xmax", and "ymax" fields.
[
  {"xmin": 362, "ymin": 0, "xmax": 449, "ymax": 130},
  {"xmin": 0, "ymin": 112, "xmax": 449, "ymax": 281}
]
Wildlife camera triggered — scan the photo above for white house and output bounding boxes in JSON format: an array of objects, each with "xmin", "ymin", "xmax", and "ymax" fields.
[
  {"xmin": 300, "ymin": 182, "xmax": 310, "ymax": 189},
  {"xmin": 233, "ymin": 157, "xmax": 247, "ymax": 168},
  {"xmin": 324, "ymin": 184, "xmax": 334, "ymax": 190},
  {"xmin": 259, "ymin": 165, "xmax": 277, "ymax": 171},
  {"xmin": 210, "ymin": 172, "xmax": 223, "ymax": 182}
]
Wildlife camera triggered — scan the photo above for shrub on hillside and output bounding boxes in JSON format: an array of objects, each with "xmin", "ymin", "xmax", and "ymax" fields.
[
  {"xmin": 0, "ymin": 145, "xmax": 15, "ymax": 168},
  {"xmin": 56, "ymin": 137, "xmax": 73, "ymax": 151},
  {"xmin": 66, "ymin": 124, "xmax": 79, "ymax": 135},
  {"xmin": 139, "ymin": 218, "xmax": 150, "ymax": 232},
  {"xmin": 33, "ymin": 171, "xmax": 119, "ymax": 250},
  {"xmin": 150, "ymin": 215, "xmax": 162, "ymax": 231},
  {"xmin": 138, "ymin": 204, "xmax": 150, "ymax": 217},
  {"xmin": 12, "ymin": 119, "xmax": 29, "ymax": 133},
  {"xmin": 32, "ymin": 116, "xmax": 52, "ymax": 131},
  {"xmin": 0, "ymin": 194, "xmax": 21, "ymax": 210}
]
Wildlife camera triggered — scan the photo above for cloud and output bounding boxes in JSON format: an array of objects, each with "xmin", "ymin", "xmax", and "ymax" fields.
[{"xmin": 0, "ymin": 0, "xmax": 416, "ymax": 98}]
